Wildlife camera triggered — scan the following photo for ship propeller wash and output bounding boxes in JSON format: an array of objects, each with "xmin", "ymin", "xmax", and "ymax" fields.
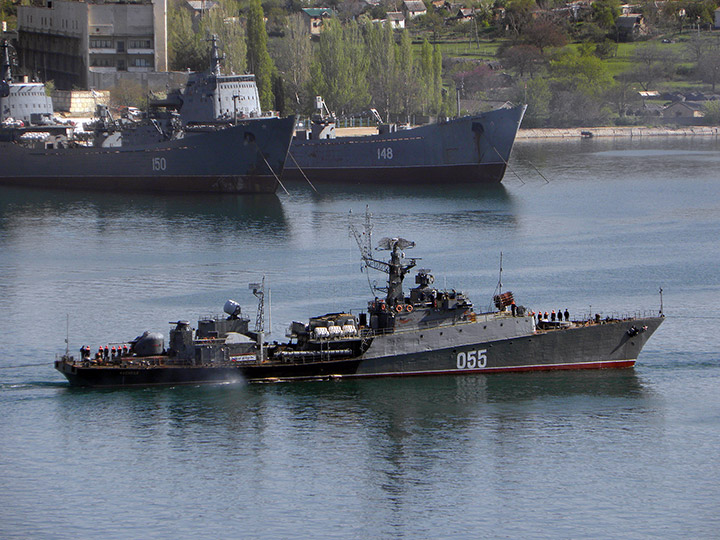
[{"xmin": 55, "ymin": 221, "xmax": 663, "ymax": 386}]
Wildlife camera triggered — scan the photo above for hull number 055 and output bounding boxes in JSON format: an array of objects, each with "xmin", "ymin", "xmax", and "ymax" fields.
[
  {"xmin": 456, "ymin": 349, "xmax": 488, "ymax": 369},
  {"xmin": 152, "ymin": 157, "xmax": 167, "ymax": 171}
]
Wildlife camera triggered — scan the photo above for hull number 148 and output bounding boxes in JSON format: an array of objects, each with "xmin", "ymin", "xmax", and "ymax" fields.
[
  {"xmin": 456, "ymin": 349, "xmax": 488, "ymax": 369},
  {"xmin": 377, "ymin": 147, "xmax": 393, "ymax": 160}
]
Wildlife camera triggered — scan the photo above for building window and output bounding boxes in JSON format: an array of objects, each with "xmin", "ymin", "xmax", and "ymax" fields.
[
  {"xmin": 116, "ymin": 41, "xmax": 125, "ymax": 53},
  {"xmin": 117, "ymin": 59, "xmax": 126, "ymax": 71},
  {"xmin": 129, "ymin": 39, "xmax": 152, "ymax": 49},
  {"xmin": 90, "ymin": 39, "xmax": 112, "ymax": 48}
]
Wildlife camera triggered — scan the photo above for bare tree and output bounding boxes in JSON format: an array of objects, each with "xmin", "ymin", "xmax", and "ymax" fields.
[
  {"xmin": 631, "ymin": 41, "xmax": 677, "ymax": 91},
  {"xmin": 697, "ymin": 40, "xmax": 720, "ymax": 92}
]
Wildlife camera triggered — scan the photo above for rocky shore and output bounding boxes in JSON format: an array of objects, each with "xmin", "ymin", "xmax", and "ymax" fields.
[{"xmin": 517, "ymin": 126, "xmax": 720, "ymax": 139}]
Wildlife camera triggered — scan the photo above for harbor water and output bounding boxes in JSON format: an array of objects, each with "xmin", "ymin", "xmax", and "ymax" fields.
[{"xmin": 1, "ymin": 135, "xmax": 719, "ymax": 538}]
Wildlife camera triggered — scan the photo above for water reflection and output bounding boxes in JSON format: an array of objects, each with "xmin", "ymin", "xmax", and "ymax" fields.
[
  {"xmin": 286, "ymin": 180, "xmax": 512, "ymax": 203},
  {"xmin": 0, "ymin": 186, "xmax": 288, "ymax": 239}
]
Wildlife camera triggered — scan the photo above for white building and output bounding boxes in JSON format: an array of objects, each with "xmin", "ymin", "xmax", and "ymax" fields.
[{"xmin": 18, "ymin": 0, "xmax": 167, "ymax": 90}]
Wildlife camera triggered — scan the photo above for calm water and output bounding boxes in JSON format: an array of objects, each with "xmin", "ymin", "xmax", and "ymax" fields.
[{"xmin": 1, "ymin": 136, "xmax": 719, "ymax": 539}]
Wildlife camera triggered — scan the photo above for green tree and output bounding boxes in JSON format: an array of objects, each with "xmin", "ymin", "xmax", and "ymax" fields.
[
  {"xmin": 366, "ymin": 22, "xmax": 396, "ymax": 120},
  {"xmin": 110, "ymin": 79, "xmax": 145, "ymax": 108},
  {"xmin": 273, "ymin": 13, "xmax": 312, "ymax": 112},
  {"xmin": 548, "ymin": 48, "xmax": 613, "ymax": 126},
  {"xmin": 550, "ymin": 47, "xmax": 613, "ymax": 96},
  {"xmin": 503, "ymin": 0, "xmax": 536, "ymax": 36},
  {"xmin": 591, "ymin": 0, "xmax": 620, "ymax": 30},
  {"xmin": 310, "ymin": 18, "xmax": 369, "ymax": 115},
  {"xmin": 420, "ymin": 38, "xmax": 434, "ymax": 114},
  {"xmin": 168, "ymin": 5, "xmax": 205, "ymax": 71},
  {"xmin": 703, "ymin": 100, "xmax": 720, "ymax": 125},
  {"xmin": 246, "ymin": 0, "xmax": 275, "ymax": 110},
  {"xmin": 511, "ymin": 77, "xmax": 550, "ymax": 127},
  {"xmin": 199, "ymin": 4, "xmax": 246, "ymax": 75},
  {"xmin": 432, "ymin": 44, "xmax": 443, "ymax": 115},
  {"xmin": 395, "ymin": 29, "xmax": 419, "ymax": 120}
]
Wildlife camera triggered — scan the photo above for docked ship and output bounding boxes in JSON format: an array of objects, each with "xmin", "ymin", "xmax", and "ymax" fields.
[
  {"xmin": 55, "ymin": 227, "xmax": 663, "ymax": 387},
  {"xmin": 285, "ymin": 97, "xmax": 526, "ymax": 184},
  {"xmin": 165, "ymin": 38, "xmax": 526, "ymax": 185},
  {"xmin": 0, "ymin": 39, "xmax": 295, "ymax": 194}
]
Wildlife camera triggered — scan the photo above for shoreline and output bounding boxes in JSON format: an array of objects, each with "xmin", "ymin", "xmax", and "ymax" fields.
[
  {"xmin": 334, "ymin": 125, "xmax": 720, "ymax": 139},
  {"xmin": 517, "ymin": 126, "xmax": 720, "ymax": 139}
]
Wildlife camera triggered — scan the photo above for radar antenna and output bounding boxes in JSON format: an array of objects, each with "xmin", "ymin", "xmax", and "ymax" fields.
[{"xmin": 349, "ymin": 207, "xmax": 418, "ymax": 305}]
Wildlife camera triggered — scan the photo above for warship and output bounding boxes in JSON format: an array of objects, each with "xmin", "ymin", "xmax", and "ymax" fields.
[
  {"xmin": 164, "ymin": 37, "xmax": 526, "ymax": 185},
  {"xmin": 55, "ymin": 226, "xmax": 663, "ymax": 387},
  {"xmin": 0, "ymin": 39, "xmax": 295, "ymax": 194}
]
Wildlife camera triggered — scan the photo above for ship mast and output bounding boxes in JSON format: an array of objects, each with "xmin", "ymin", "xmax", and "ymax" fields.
[
  {"xmin": 209, "ymin": 34, "xmax": 223, "ymax": 77},
  {"xmin": 249, "ymin": 276, "xmax": 266, "ymax": 334},
  {"xmin": 350, "ymin": 208, "xmax": 417, "ymax": 305}
]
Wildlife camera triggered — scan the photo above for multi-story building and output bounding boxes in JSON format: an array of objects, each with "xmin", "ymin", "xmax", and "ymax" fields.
[{"xmin": 17, "ymin": 0, "xmax": 167, "ymax": 90}]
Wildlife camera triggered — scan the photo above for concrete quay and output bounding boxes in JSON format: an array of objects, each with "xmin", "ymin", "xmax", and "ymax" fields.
[{"xmin": 517, "ymin": 126, "xmax": 720, "ymax": 139}]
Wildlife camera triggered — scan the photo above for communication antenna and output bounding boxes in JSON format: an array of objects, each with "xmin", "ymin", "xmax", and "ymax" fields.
[
  {"xmin": 65, "ymin": 314, "xmax": 70, "ymax": 356},
  {"xmin": 249, "ymin": 276, "xmax": 266, "ymax": 334}
]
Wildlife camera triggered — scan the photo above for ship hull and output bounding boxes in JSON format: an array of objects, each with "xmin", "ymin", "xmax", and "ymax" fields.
[
  {"xmin": 55, "ymin": 316, "xmax": 662, "ymax": 387},
  {"xmin": 283, "ymin": 105, "xmax": 526, "ymax": 184},
  {"xmin": 0, "ymin": 116, "xmax": 295, "ymax": 194}
]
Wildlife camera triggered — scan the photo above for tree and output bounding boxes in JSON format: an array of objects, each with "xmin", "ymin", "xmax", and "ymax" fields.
[
  {"xmin": 548, "ymin": 47, "xmax": 613, "ymax": 126},
  {"xmin": 549, "ymin": 47, "xmax": 613, "ymax": 97},
  {"xmin": 273, "ymin": 13, "xmax": 312, "ymax": 111},
  {"xmin": 110, "ymin": 79, "xmax": 145, "ymax": 108},
  {"xmin": 310, "ymin": 18, "xmax": 369, "ymax": 115},
  {"xmin": 366, "ymin": 22, "xmax": 397, "ymax": 120},
  {"xmin": 503, "ymin": 0, "xmax": 536, "ymax": 36},
  {"xmin": 394, "ymin": 29, "xmax": 420, "ymax": 120},
  {"xmin": 605, "ymin": 70, "xmax": 638, "ymax": 116},
  {"xmin": 432, "ymin": 44, "xmax": 443, "ymax": 115},
  {"xmin": 199, "ymin": 4, "xmax": 246, "ymax": 74},
  {"xmin": 697, "ymin": 41, "xmax": 720, "ymax": 92},
  {"xmin": 420, "ymin": 38, "xmax": 434, "ymax": 114},
  {"xmin": 168, "ymin": 5, "xmax": 206, "ymax": 71},
  {"xmin": 511, "ymin": 77, "xmax": 551, "ymax": 127},
  {"xmin": 630, "ymin": 41, "xmax": 678, "ymax": 91},
  {"xmin": 685, "ymin": 31, "xmax": 705, "ymax": 64},
  {"xmin": 501, "ymin": 44, "xmax": 545, "ymax": 78},
  {"xmin": 452, "ymin": 64, "xmax": 500, "ymax": 98},
  {"xmin": 246, "ymin": 0, "xmax": 275, "ymax": 110},
  {"xmin": 591, "ymin": 0, "xmax": 620, "ymax": 30},
  {"xmin": 703, "ymin": 100, "xmax": 720, "ymax": 125},
  {"xmin": 521, "ymin": 18, "xmax": 567, "ymax": 52}
]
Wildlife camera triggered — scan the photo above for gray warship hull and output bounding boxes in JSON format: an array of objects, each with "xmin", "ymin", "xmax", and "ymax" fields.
[
  {"xmin": 54, "ymin": 233, "xmax": 662, "ymax": 388},
  {"xmin": 55, "ymin": 315, "xmax": 662, "ymax": 387},
  {"xmin": 0, "ymin": 116, "xmax": 295, "ymax": 193},
  {"xmin": 283, "ymin": 105, "xmax": 526, "ymax": 184}
]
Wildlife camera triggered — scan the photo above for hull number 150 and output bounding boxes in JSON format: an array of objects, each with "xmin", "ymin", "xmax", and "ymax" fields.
[
  {"xmin": 456, "ymin": 349, "xmax": 488, "ymax": 369},
  {"xmin": 152, "ymin": 157, "xmax": 167, "ymax": 171}
]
